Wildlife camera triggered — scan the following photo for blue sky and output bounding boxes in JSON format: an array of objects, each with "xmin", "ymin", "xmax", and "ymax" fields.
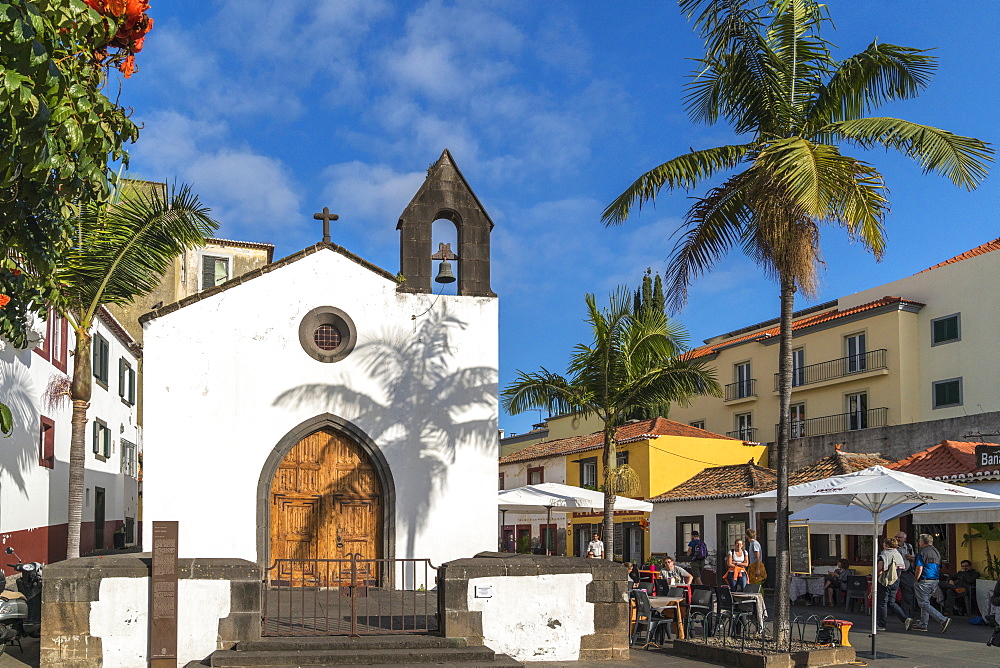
[{"xmin": 121, "ymin": 1, "xmax": 999, "ymax": 435}]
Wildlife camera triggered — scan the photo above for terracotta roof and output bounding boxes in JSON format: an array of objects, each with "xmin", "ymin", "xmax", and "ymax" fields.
[
  {"xmin": 139, "ymin": 242, "xmax": 398, "ymax": 324},
  {"xmin": 652, "ymin": 460, "xmax": 777, "ymax": 503},
  {"xmin": 918, "ymin": 238, "xmax": 1000, "ymax": 274},
  {"xmin": 889, "ymin": 440, "xmax": 1000, "ymax": 482},
  {"xmin": 789, "ymin": 449, "xmax": 890, "ymax": 485},
  {"xmin": 498, "ymin": 417, "xmax": 740, "ymax": 465},
  {"xmin": 687, "ymin": 296, "xmax": 924, "ymax": 359}
]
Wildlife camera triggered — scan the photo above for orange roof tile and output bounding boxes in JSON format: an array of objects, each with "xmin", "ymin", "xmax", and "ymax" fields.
[
  {"xmin": 889, "ymin": 440, "xmax": 1000, "ymax": 481},
  {"xmin": 918, "ymin": 238, "xmax": 1000, "ymax": 274},
  {"xmin": 790, "ymin": 450, "xmax": 890, "ymax": 485},
  {"xmin": 497, "ymin": 417, "xmax": 739, "ymax": 465},
  {"xmin": 652, "ymin": 460, "xmax": 777, "ymax": 502},
  {"xmin": 686, "ymin": 296, "xmax": 924, "ymax": 359}
]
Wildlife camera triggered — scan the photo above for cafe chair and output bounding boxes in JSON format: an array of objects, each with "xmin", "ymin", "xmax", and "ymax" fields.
[
  {"xmin": 714, "ymin": 586, "xmax": 758, "ymax": 636},
  {"xmin": 844, "ymin": 575, "xmax": 869, "ymax": 614},
  {"xmin": 744, "ymin": 583, "xmax": 762, "ymax": 594},
  {"xmin": 630, "ymin": 589, "xmax": 671, "ymax": 649},
  {"xmin": 686, "ymin": 587, "xmax": 715, "ymax": 639}
]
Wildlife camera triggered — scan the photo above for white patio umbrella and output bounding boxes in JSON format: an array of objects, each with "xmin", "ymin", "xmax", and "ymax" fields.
[
  {"xmin": 748, "ymin": 465, "xmax": 1000, "ymax": 658},
  {"xmin": 498, "ymin": 482, "xmax": 653, "ymax": 555}
]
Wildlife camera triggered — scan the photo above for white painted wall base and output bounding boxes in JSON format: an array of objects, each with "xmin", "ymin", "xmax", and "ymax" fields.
[
  {"xmin": 467, "ymin": 573, "xmax": 595, "ymax": 662},
  {"xmin": 89, "ymin": 577, "xmax": 231, "ymax": 668}
]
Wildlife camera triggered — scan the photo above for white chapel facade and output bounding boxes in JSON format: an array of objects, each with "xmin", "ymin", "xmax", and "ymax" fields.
[{"xmin": 140, "ymin": 150, "xmax": 499, "ymax": 569}]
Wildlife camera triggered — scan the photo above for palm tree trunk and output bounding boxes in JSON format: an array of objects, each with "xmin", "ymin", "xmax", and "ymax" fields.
[
  {"xmin": 774, "ymin": 275, "xmax": 796, "ymax": 643},
  {"xmin": 66, "ymin": 329, "xmax": 93, "ymax": 560},
  {"xmin": 602, "ymin": 424, "xmax": 617, "ymax": 560}
]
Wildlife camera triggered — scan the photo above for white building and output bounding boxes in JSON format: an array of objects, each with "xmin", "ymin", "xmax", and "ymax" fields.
[
  {"xmin": 498, "ymin": 451, "xmax": 569, "ymax": 554},
  {"xmin": 141, "ymin": 151, "xmax": 500, "ymax": 569},
  {"xmin": 0, "ymin": 307, "xmax": 141, "ymax": 564}
]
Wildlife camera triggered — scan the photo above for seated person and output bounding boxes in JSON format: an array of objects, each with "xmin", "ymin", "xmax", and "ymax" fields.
[
  {"xmin": 624, "ymin": 562, "xmax": 641, "ymax": 587},
  {"xmin": 939, "ymin": 559, "xmax": 979, "ymax": 614},
  {"xmin": 659, "ymin": 556, "xmax": 694, "ymax": 585},
  {"xmin": 824, "ymin": 558, "xmax": 851, "ymax": 606}
]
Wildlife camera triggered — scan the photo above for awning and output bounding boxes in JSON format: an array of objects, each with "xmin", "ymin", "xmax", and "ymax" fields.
[
  {"xmin": 789, "ymin": 503, "xmax": 919, "ymax": 535},
  {"xmin": 911, "ymin": 480, "xmax": 1000, "ymax": 524}
]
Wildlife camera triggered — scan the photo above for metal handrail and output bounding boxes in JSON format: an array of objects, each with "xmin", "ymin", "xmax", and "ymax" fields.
[
  {"xmin": 725, "ymin": 379, "xmax": 757, "ymax": 401},
  {"xmin": 726, "ymin": 427, "xmax": 758, "ymax": 441},
  {"xmin": 262, "ymin": 556, "xmax": 438, "ymax": 637},
  {"xmin": 776, "ymin": 407, "xmax": 889, "ymax": 439},
  {"xmin": 773, "ymin": 349, "xmax": 888, "ymax": 390}
]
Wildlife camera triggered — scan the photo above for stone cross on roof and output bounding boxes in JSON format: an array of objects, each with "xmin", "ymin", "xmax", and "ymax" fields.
[{"xmin": 313, "ymin": 207, "xmax": 339, "ymax": 243}]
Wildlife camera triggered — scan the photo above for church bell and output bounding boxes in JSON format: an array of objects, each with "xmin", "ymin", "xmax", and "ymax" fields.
[{"xmin": 435, "ymin": 260, "xmax": 456, "ymax": 284}]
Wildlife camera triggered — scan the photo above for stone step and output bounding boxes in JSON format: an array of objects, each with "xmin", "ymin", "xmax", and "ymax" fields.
[
  {"xmin": 235, "ymin": 635, "xmax": 467, "ymax": 652},
  {"xmin": 358, "ymin": 655, "xmax": 524, "ymax": 668},
  {"xmin": 209, "ymin": 645, "xmax": 499, "ymax": 667}
]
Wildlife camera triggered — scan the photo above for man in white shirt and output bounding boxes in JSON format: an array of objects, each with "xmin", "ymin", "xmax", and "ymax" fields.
[{"xmin": 587, "ymin": 533, "xmax": 605, "ymax": 558}]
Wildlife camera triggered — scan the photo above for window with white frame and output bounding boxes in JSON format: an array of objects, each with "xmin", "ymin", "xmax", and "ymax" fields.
[
  {"xmin": 846, "ymin": 332, "xmax": 867, "ymax": 372},
  {"xmin": 93, "ymin": 334, "xmax": 110, "ymax": 386},
  {"xmin": 121, "ymin": 438, "xmax": 138, "ymax": 478},
  {"xmin": 792, "ymin": 348, "xmax": 805, "ymax": 386},
  {"xmin": 579, "ymin": 457, "xmax": 597, "ymax": 489},
  {"xmin": 847, "ymin": 392, "xmax": 868, "ymax": 429},
  {"xmin": 118, "ymin": 358, "xmax": 136, "ymax": 405},
  {"xmin": 92, "ymin": 419, "xmax": 111, "ymax": 459},
  {"xmin": 735, "ymin": 361, "xmax": 752, "ymax": 398},
  {"xmin": 201, "ymin": 254, "xmax": 231, "ymax": 289},
  {"xmin": 736, "ymin": 412, "xmax": 753, "ymax": 439},
  {"xmin": 790, "ymin": 403, "xmax": 806, "ymax": 439},
  {"xmin": 690, "ymin": 420, "xmax": 705, "ymax": 430}
]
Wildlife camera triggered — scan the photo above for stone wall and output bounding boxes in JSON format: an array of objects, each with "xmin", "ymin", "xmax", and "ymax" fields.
[
  {"xmin": 438, "ymin": 552, "xmax": 629, "ymax": 662},
  {"xmin": 41, "ymin": 555, "xmax": 260, "ymax": 668},
  {"xmin": 788, "ymin": 411, "xmax": 1000, "ymax": 469}
]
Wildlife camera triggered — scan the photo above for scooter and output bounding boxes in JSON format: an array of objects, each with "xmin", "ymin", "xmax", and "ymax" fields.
[{"xmin": 0, "ymin": 546, "xmax": 42, "ymax": 655}]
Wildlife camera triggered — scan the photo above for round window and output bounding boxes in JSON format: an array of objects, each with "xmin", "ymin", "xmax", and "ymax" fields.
[
  {"xmin": 298, "ymin": 306, "xmax": 357, "ymax": 363},
  {"xmin": 313, "ymin": 323, "xmax": 342, "ymax": 350}
]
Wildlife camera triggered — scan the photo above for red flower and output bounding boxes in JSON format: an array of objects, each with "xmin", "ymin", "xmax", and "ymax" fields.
[{"xmin": 0, "ymin": 295, "xmax": 11, "ymax": 309}]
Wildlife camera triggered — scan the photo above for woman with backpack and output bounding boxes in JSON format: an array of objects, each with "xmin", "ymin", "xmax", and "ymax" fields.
[{"xmin": 877, "ymin": 537, "xmax": 909, "ymax": 630}]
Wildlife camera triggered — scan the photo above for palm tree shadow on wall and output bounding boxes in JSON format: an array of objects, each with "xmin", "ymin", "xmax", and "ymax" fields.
[
  {"xmin": 273, "ymin": 306, "xmax": 497, "ymax": 562},
  {"xmin": 0, "ymin": 346, "xmax": 42, "ymax": 494}
]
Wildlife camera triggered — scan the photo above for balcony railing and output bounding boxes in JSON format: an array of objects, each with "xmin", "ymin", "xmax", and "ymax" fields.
[
  {"xmin": 776, "ymin": 407, "xmax": 889, "ymax": 439},
  {"xmin": 726, "ymin": 427, "xmax": 758, "ymax": 441},
  {"xmin": 773, "ymin": 349, "xmax": 888, "ymax": 390},
  {"xmin": 725, "ymin": 379, "xmax": 757, "ymax": 401}
]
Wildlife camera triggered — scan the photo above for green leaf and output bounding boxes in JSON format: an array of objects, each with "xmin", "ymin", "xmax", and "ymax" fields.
[{"xmin": 0, "ymin": 402, "xmax": 12, "ymax": 437}]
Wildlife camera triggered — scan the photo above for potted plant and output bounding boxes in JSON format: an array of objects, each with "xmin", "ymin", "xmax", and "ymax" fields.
[{"xmin": 962, "ymin": 523, "xmax": 1000, "ymax": 615}]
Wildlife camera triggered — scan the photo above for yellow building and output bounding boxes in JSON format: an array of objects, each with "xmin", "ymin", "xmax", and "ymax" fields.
[
  {"xmin": 498, "ymin": 417, "xmax": 767, "ymax": 563},
  {"xmin": 668, "ymin": 237, "xmax": 1000, "ymax": 465}
]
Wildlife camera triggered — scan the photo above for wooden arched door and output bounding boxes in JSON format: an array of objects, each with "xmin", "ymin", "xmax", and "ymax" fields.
[{"xmin": 270, "ymin": 428, "xmax": 382, "ymax": 585}]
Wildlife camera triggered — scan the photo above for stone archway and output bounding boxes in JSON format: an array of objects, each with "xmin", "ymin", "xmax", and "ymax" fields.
[{"xmin": 256, "ymin": 414, "xmax": 395, "ymax": 573}]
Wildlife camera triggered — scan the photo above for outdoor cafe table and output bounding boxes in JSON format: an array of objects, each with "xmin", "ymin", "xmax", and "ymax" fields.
[
  {"xmin": 789, "ymin": 574, "xmax": 825, "ymax": 601},
  {"xmin": 649, "ymin": 596, "xmax": 685, "ymax": 640}
]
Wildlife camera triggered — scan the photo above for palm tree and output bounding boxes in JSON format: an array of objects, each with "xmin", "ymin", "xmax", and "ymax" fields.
[
  {"xmin": 602, "ymin": 0, "xmax": 992, "ymax": 636},
  {"xmin": 501, "ymin": 290, "xmax": 720, "ymax": 558},
  {"xmin": 56, "ymin": 182, "xmax": 217, "ymax": 559}
]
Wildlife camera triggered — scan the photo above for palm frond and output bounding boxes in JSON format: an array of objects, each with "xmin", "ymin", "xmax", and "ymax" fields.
[
  {"xmin": 500, "ymin": 368, "xmax": 587, "ymax": 417},
  {"xmin": 59, "ymin": 183, "xmax": 217, "ymax": 325},
  {"xmin": 602, "ymin": 144, "xmax": 753, "ymax": 225},
  {"xmin": 805, "ymin": 42, "xmax": 936, "ymax": 128},
  {"xmin": 823, "ymin": 117, "xmax": 994, "ymax": 190},
  {"xmin": 663, "ymin": 171, "xmax": 754, "ymax": 312}
]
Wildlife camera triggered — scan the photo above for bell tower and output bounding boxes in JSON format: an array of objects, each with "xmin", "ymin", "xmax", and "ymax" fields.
[{"xmin": 397, "ymin": 150, "xmax": 495, "ymax": 297}]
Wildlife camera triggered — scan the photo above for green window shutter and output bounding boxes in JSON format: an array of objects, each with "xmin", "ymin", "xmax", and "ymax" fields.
[
  {"xmin": 128, "ymin": 368, "xmax": 136, "ymax": 404},
  {"xmin": 103, "ymin": 426, "xmax": 110, "ymax": 458},
  {"xmin": 93, "ymin": 341, "xmax": 101, "ymax": 379},
  {"xmin": 202, "ymin": 256, "xmax": 216, "ymax": 288},
  {"xmin": 92, "ymin": 421, "xmax": 99, "ymax": 454},
  {"xmin": 118, "ymin": 358, "xmax": 126, "ymax": 398}
]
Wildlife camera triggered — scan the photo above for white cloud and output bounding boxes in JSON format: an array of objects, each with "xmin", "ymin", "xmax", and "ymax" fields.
[
  {"xmin": 320, "ymin": 161, "xmax": 425, "ymax": 250},
  {"xmin": 129, "ymin": 111, "xmax": 302, "ymax": 239}
]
